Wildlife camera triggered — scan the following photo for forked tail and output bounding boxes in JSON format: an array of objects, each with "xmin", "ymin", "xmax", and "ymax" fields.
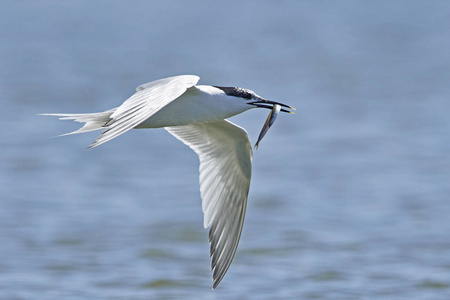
[{"xmin": 40, "ymin": 108, "xmax": 117, "ymax": 137}]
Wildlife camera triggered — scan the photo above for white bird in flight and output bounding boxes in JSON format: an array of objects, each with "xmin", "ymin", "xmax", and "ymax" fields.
[{"xmin": 42, "ymin": 75, "xmax": 294, "ymax": 289}]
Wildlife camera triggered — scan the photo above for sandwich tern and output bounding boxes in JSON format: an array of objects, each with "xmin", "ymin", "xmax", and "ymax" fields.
[{"xmin": 42, "ymin": 75, "xmax": 294, "ymax": 289}]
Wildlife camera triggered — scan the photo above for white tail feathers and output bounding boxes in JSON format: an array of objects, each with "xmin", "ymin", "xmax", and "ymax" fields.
[{"xmin": 40, "ymin": 108, "xmax": 117, "ymax": 137}]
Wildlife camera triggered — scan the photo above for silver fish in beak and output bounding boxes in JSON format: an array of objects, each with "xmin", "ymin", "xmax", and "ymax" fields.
[
  {"xmin": 249, "ymin": 97, "xmax": 295, "ymax": 149},
  {"xmin": 255, "ymin": 104, "xmax": 282, "ymax": 149}
]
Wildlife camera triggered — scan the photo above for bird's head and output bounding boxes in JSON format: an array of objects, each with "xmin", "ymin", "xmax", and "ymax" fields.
[
  {"xmin": 214, "ymin": 86, "xmax": 295, "ymax": 148},
  {"xmin": 214, "ymin": 86, "xmax": 294, "ymax": 113}
]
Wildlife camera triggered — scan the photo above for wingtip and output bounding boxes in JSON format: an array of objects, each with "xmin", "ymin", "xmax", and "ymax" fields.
[
  {"xmin": 86, "ymin": 139, "xmax": 101, "ymax": 150},
  {"xmin": 86, "ymin": 143, "xmax": 97, "ymax": 150},
  {"xmin": 212, "ymin": 280, "xmax": 220, "ymax": 290}
]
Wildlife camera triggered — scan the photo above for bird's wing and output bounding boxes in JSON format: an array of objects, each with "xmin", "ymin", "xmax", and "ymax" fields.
[
  {"xmin": 87, "ymin": 75, "xmax": 200, "ymax": 149},
  {"xmin": 165, "ymin": 120, "xmax": 253, "ymax": 289}
]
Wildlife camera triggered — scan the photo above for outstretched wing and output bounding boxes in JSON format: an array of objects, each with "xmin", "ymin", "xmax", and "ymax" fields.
[
  {"xmin": 88, "ymin": 75, "xmax": 200, "ymax": 149},
  {"xmin": 165, "ymin": 120, "xmax": 252, "ymax": 289}
]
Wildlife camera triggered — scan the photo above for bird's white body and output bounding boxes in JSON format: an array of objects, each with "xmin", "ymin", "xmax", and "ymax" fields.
[
  {"xmin": 42, "ymin": 75, "xmax": 293, "ymax": 289},
  {"xmin": 136, "ymin": 85, "xmax": 252, "ymax": 128}
]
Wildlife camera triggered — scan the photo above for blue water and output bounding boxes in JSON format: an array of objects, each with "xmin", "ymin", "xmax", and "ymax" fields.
[{"xmin": 2, "ymin": 1, "xmax": 450, "ymax": 299}]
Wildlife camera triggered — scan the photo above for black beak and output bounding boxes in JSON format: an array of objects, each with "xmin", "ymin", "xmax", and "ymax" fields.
[{"xmin": 250, "ymin": 99, "xmax": 296, "ymax": 114}]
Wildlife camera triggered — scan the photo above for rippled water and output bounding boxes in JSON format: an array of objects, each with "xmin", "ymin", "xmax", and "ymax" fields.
[{"xmin": 2, "ymin": 1, "xmax": 450, "ymax": 299}]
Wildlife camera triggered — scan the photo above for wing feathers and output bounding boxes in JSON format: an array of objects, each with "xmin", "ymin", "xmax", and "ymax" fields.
[
  {"xmin": 88, "ymin": 75, "xmax": 199, "ymax": 149},
  {"xmin": 165, "ymin": 120, "xmax": 252, "ymax": 289}
]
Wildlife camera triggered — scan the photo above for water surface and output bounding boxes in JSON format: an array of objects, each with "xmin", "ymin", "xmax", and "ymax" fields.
[{"xmin": 1, "ymin": 1, "xmax": 450, "ymax": 299}]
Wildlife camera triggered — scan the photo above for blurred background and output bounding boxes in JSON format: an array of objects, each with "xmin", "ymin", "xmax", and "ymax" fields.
[{"xmin": 1, "ymin": 1, "xmax": 450, "ymax": 299}]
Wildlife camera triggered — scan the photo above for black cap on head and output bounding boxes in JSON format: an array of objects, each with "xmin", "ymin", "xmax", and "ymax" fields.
[{"xmin": 213, "ymin": 86, "xmax": 255, "ymax": 99}]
